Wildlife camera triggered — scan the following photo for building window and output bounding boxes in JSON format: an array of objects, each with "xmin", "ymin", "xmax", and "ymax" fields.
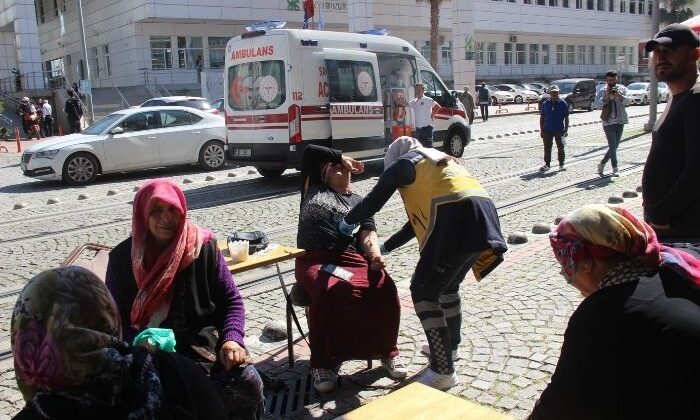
[
  {"xmin": 576, "ymin": 0, "xmax": 583, "ymax": 8},
  {"xmin": 529, "ymin": 44, "xmax": 540, "ymax": 65},
  {"xmin": 66, "ymin": 54, "xmax": 71, "ymax": 66},
  {"xmin": 608, "ymin": 46, "xmax": 617, "ymax": 65},
  {"xmin": 487, "ymin": 43, "xmax": 497, "ymax": 65},
  {"xmin": 588, "ymin": 46, "xmax": 595, "ymax": 64},
  {"xmin": 104, "ymin": 45, "xmax": 111, "ymax": 76},
  {"xmin": 92, "ymin": 47, "xmax": 100, "ymax": 77},
  {"xmin": 150, "ymin": 36, "xmax": 173, "ymax": 70},
  {"xmin": 38, "ymin": 0, "xmax": 45, "ymax": 23},
  {"xmin": 587, "ymin": 0, "xmax": 594, "ymax": 9},
  {"xmin": 608, "ymin": 0, "xmax": 615, "ymax": 11},
  {"xmin": 563, "ymin": 0, "xmax": 570, "ymax": 7},
  {"xmin": 418, "ymin": 41, "xmax": 430, "ymax": 60},
  {"xmin": 441, "ymin": 41, "xmax": 452, "ymax": 65},
  {"xmin": 516, "ymin": 44, "xmax": 526, "ymax": 64},
  {"xmin": 629, "ymin": 1, "xmax": 635, "ymax": 13},
  {"xmin": 542, "ymin": 44, "xmax": 550, "ymax": 64},
  {"xmin": 620, "ymin": 0, "xmax": 626, "ymax": 12},
  {"xmin": 475, "ymin": 42, "xmax": 484, "ymax": 65},
  {"xmin": 504, "ymin": 43, "xmax": 513, "ymax": 65},
  {"xmin": 577, "ymin": 45, "xmax": 586, "ymax": 64},
  {"xmin": 208, "ymin": 37, "xmax": 229, "ymax": 69},
  {"xmin": 627, "ymin": 46, "xmax": 634, "ymax": 64},
  {"xmin": 648, "ymin": 1, "xmax": 652, "ymax": 14},
  {"xmin": 556, "ymin": 45, "xmax": 564, "ymax": 64},
  {"xmin": 177, "ymin": 36, "xmax": 203, "ymax": 69},
  {"xmin": 523, "ymin": 0, "xmax": 532, "ymax": 4},
  {"xmin": 597, "ymin": 0, "xmax": 604, "ymax": 10},
  {"xmin": 54, "ymin": 0, "xmax": 59, "ymax": 16},
  {"xmin": 549, "ymin": 0, "xmax": 558, "ymax": 6},
  {"xmin": 566, "ymin": 45, "xmax": 575, "ymax": 64},
  {"xmin": 638, "ymin": 1, "xmax": 644, "ymax": 13},
  {"xmin": 601, "ymin": 46, "xmax": 607, "ymax": 64}
]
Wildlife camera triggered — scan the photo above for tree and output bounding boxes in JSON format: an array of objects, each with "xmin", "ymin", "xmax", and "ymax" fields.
[
  {"xmin": 416, "ymin": 0, "xmax": 449, "ymax": 71},
  {"xmin": 660, "ymin": 0, "xmax": 696, "ymax": 25}
]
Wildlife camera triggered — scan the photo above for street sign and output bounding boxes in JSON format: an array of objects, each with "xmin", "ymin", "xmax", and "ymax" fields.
[{"xmin": 616, "ymin": 55, "xmax": 625, "ymax": 63}]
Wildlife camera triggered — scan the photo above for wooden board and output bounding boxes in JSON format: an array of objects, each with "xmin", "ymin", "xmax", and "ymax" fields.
[
  {"xmin": 335, "ymin": 383, "xmax": 515, "ymax": 420},
  {"xmin": 218, "ymin": 240, "xmax": 305, "ymax": 274}
]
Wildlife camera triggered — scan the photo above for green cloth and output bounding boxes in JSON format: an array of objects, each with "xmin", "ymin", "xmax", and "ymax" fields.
[{"xmin": 133, "ymin": 328, "xmax": 177, "ymax": 353}]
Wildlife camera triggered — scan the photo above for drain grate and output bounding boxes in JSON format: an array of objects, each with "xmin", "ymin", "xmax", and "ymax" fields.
[{"xmin": 265, "ymin": 373, "xmax": 328, "ymax": 417}]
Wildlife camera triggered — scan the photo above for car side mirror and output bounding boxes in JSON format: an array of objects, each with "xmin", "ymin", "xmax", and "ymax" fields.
[{"xmin": 110, "ymin": 127, "xmax": 124, "ymax": 135}]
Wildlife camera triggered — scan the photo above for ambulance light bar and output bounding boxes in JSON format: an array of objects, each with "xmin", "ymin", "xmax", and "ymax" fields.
[
  {"xmin": 244, "ymin": 20, "xmax": 286, "ymax": 33},
  {"xmin": 360, "ymin": 28, "xmax": 390, "ymax": 36}
]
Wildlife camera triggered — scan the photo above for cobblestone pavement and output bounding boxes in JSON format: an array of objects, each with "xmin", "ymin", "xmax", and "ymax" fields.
[{"xmin": 0, "ymin": 104, "xmax": 662, "ymax": 418}]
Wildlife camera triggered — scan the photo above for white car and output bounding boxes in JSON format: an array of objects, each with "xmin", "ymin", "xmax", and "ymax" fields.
[
  {"xmin": 626, "ymin": 82, "xmax": 653, "ymax": 105},
  {"xmin": 658, "ymin": 82, "xmax": 671, "ymax": 103},
  {"xmin": 485, "ymin": 86, "xmax": 515, "ymax": 105},
  {"xmin": 491, "ymin": 84, "xmax": 539, "ymax": 104},
  {"xmin": 21, "ymin": 106, "xmax": 226, "ymax": 185}
]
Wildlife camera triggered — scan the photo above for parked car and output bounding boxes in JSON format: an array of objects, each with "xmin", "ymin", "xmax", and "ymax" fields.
[
  {"xmin": 515, "ymin": 83, "xmax": 545, "ymax": 95},
  {"xmin": 625, "ymin": 82, "xmax": 654, "ymax": 105},
  {"xmin": 491, "ymin": 84, "xmax": 539, "ymax": 104},
  {"xmin": 539, "ymin": 78, "xmax": 596, "ymax": 113},
  {"xmin": 657, "ymin": 82, "xmax": 670, "ymax": 103},
  {"xmin": 20, "ymin": 106, "xmax": 227, "ymax": 185},
  {"xmin": 484, "ymin": 86, "xmax": 516, "ymax": 105},
  {"xmin": 139, "ymin": 96, "xmax": 218, "ymax": 113},
  {"xmin": 594, "ymin": 84, "xmax": 632, "ymax": 109},
  {"xmin": 529, "ymin": 82, "xmax": 550, "ymax": 93}
]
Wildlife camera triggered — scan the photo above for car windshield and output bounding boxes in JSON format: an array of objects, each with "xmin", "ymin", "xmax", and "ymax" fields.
[
  {"xmin": 81, "ymin": 114, "xmax": 124, "ymax": 135},
  {"xmin": 552, "ymin": 82, "xmax": 576, "ymax": 94},
  {"xmin": 627, "ymin": 83, "xmax": 647, "ymax": 90},
  {"xmin": 175, "ymin": 99, "xmax": 212, "ymax": 110}
]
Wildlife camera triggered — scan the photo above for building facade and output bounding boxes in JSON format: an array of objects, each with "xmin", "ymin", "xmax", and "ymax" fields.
[{"xmin": 0, "ymin": 0, "xmax": 651, "ymax": 94}]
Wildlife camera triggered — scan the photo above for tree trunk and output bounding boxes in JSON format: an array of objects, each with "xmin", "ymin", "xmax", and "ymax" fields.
[{"xmin": 430, "ymin": 1, "xmax": 440, "ymax": 71}]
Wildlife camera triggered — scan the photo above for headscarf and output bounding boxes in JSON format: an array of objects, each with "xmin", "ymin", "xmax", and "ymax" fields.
[
  {"xmin": 11, "ymin": 267, "xmax": 162, "ymax": 416},
  {"xmin": 550, "ymin": 204, "xmax": 700, "ymax": 285},
  {"xmin": 130, "ymin": 178, "xmax": 213, "ymax": 329},
  {"xmin": 384, "ymin": 136, "xmax": 451, "ymax": 169}
]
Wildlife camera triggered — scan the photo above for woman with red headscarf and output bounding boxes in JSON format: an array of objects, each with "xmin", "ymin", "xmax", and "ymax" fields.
[
  {"xmin": 530, "ymin": 204, "xmax": 700, "ymax": 420},
  {"xmin": 106, "ymin": 178, "xmax": 263, "ymax": 420},
  {"xmin": 295, "ymin": 145, "xmax": 404, "ymax": 394}
]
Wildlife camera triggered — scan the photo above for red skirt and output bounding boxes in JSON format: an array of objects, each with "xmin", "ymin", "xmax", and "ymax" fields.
[{"xmin": 295, "ymin": 250, "xmax": 400, "ymax": 368}]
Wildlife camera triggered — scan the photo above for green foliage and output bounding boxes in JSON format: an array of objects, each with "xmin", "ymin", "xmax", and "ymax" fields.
[
  {"xmin": 0, "ymin": 99, "xmax": 4, "ymax": 114},
  {"xmin": 660, "ymin": 0, "xmax": 696, "ymax": 24},
  {"xmin": 0, "ymin": 127, "xmax": 8, "ymax": 140}
]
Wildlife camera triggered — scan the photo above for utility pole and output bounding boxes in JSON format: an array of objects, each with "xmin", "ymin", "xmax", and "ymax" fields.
[
  {"xmin": 76, "ymin": 0, "xmax": 95, "ymax": 124},
  {"xmin": 644, "ymin": 0, "xmax": 660, "ymax": 132}
]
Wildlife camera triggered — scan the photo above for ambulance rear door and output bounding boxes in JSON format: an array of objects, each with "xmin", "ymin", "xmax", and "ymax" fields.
[{"xmin": 324, "ymin": 48, "xmax": 384, "ymax": 158}]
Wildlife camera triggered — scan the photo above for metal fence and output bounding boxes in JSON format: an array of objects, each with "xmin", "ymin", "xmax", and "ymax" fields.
[{"xmin": 0, "ymin": 71, "xmax": 67, "ymax": 94}]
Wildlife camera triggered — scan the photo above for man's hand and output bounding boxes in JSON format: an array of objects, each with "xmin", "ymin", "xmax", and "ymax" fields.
[
  {"xmin": 370, "ymin": 255, "xmax": 387, "ymax": 271},
  {"xmin": 219, "ymin": 340, "xmax": 248, "ymax": 370},
  {"xmin": 341, "ymin": 156, "xmax": 364, "ymax": 174}
]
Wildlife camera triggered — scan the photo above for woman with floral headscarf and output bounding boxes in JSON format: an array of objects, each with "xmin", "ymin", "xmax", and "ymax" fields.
[
  {"xmin": 295, "ymin": 144, "xmax": 404, "ymax": 393},
  {"xmin": 530, "ymin": 204, "xmax": 700, "ymax": 420},
  {"xmin": 11, "ymin": 266, "xmax": 226, "ymax": 419},
  {"xmin": 106, "ymin": 178, "xmax": 263, "ymax": 420}
]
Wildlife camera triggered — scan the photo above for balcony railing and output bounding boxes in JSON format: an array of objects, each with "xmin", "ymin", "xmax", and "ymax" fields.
[
  {"xmin": 0, "ymin": 71, "xmax": 66, "ymax": 94},
  {"xmin": 475, "ymin": 64, "xmax": 640, "ymax": 79}
]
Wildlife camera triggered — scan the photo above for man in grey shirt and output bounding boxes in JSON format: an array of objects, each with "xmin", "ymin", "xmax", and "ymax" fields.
[{"xmin": 595, "ymin": 70, "xmax": 628, "ymax": 177}]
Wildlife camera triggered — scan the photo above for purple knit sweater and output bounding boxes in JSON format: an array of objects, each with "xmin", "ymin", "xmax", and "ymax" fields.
[{"xmin": 105, "ymin": 241, "xmax": 246, "ymax": 348}]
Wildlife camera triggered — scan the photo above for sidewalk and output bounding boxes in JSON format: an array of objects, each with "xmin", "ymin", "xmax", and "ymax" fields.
[{"xmin": 0, "ymin": 137, "xmax": 54, "ymax": 155}]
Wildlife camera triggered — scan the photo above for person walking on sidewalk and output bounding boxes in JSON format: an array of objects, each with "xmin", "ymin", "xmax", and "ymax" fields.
[
  {"xmin": 41, "ymin": 99, "xmax": 53, "ymax": 137},
  {"xmin": 477, "ymin": 82, "xmax": 490, "ymax": 121},
  {"xmin": 642, "ymin": 23, "xmax": 700, "ymax": 240},
  {"xmin": 340, "ymin": 137, "xmax": 507, "ymax": 391},
  {"xmin": 408, "ymin": 83, "xmax": 439, "ymax": 148},
  {"xmin": 64, "ymin": 89, "xmax": 83, "ymax": 134},
  {"xmin": 539, "ymin": 85, "xmax": 569, "ymax": 172},
  {"xmin": 596, "ymin": 70, "xmax": 628, "ymax": 177},
  {"xmin": 460, "ymin": 86, "xmax": 475, "ymax": 124}
]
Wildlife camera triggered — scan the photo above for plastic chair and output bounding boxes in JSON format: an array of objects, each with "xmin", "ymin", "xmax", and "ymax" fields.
[{"xmin": 60, "ymin": 243, "xmax": 112, "ymax": 282}]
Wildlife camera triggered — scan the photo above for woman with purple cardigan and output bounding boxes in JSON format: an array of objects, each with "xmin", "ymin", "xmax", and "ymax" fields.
[{"xmin": 106, "ymin": 178, "xmax": 263, "ymax": 420}]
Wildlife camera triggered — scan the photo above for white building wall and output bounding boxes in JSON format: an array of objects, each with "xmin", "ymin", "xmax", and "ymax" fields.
[{"xmin": 0, "ymin": 0, "xmax": 42, "ymax": 89}]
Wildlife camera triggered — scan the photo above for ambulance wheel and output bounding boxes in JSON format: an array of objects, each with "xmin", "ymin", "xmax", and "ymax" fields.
[
  {"xmin": 444, "ymin": 130, "xmax": 466, "ymax": 157},
  {"xmin": 256, "ymin": 167, "xmax": 284, "ymax": 178}
]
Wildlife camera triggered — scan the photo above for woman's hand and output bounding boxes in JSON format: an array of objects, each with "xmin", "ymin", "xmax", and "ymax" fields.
[
  {"xmin": 219, "ymin": 340, "xmax": 248, "ymax": 370},
  {"xmin": 341, "ymin": 156, "xmax": 364, "ymax": 174},
  {"xmin": 138, "ymin": 341, "xmax": 157, "ymax": 353},
  {"xmin": 370, "ymin": 255, "xmax": 387, "ymax": 271}
]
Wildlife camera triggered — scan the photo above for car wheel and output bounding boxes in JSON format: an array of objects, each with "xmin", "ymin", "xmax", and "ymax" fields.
[
  {"xmin": 444, "ymin": 130, "xmax": 466, "ymax": 158},
  {"xmin": 514, "ymin": 95, "xmax": 523, "ymax": 104},
  {"xmin": 62, "ymin": 152, "xmax": 99, "ymax": 185},
  {"xmin": 587, "ymin": 99, "xmax": 594, "ymax": 111},
  {"xmin": 491, "ymin": 97, "xmax": 498, "ymax": 106},
  {"xmin": 567, "ymin": 101, "xmax": 574, "ymax": 114},
  {"xmin": 256, "ymin": 167, "xmax": 284, "ymax": 178},
  {"xmin": 198, "ymin": 140, "xmax": 226, "ymax": 170}
]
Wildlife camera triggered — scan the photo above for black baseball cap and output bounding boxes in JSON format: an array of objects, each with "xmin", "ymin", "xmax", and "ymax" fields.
[{"xmin": 645, "ymin": 23, "xmax": 700, "ymax": 53}]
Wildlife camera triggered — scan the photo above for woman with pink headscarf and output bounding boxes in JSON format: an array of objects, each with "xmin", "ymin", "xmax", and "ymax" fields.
[
  {"xmin": 530, "ymin": 204, "xmax": 700, "ymax": 420},
  {"xmin": 106, "ymin": 178, "xmax": 263, "ymax": 419}
]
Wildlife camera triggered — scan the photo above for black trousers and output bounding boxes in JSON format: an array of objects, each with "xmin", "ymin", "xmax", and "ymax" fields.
[
  {"xmin": 479, "ymin": 104, "xmax": 489, "ymax": 120},
  {"xmin": 542, "ymin": 131, "xmax": 565, "ymax": 167}
]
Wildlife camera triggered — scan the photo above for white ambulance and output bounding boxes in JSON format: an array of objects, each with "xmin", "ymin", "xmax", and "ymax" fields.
[{"xmin": 224, "ymin": 27, "xmax": 470, "ymax": 177}]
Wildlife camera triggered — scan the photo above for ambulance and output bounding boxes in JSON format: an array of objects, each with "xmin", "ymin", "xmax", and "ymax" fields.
[{"xmin": 224, "ymin": 26, "xmax": 470, "ymax": 177}]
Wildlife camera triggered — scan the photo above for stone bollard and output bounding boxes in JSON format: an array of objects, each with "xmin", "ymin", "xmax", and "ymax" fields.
[
  {"xmin": 261, "ymin": 320, "xmax": 288, "ymax": 342},
  {"xmin": 183, "ymin": 178, "xmax": 194, "ymax": 184},
  {"xmin": 228, "ymin": 172, "xmax": 237, "ymax": 177},
  {"xmin": 46, "ymin": 198, "xmax": 59, "ymax": 205},
  {"xmin": 608, "ymin": 196, "xmax": 624, "ymax": 204},
  {"xmin": 205, "ymin": 175, "xmax": 216, "ymax": 181},
  {"xmin": 133, "ymin": 186, "xmax": 140, "ymax": 192},
  {"xmin": 532, "ymin": 223, "xmax": 552, "ymax": 234},
  {"xmin": 554, "ymin": 216, "xmax": 565, "ymax": 225},
  {"xmin": 106, "ymin": 190, "xmax": 118, "ymax": 196},
  {"xmin": 636, "ymin": 185, "xmax": 642, "ymax": 193},
  {"xmin": 13, "ymin": 202, "xmax": 28, "ymax": 210},
  {"xmin": 248, "ymin": 169, "xmax": 257, "ymax": 175},
  {"xmin": 507, "ymin": 232, "xmax": 528, "ymax": 245},
  {"xmin": 77, "ymin": 194, "xmax": 89, "ymax": 200},
  {"xmin": 622, "ymin": 190, "xmax": 638, "ymax": 198}
]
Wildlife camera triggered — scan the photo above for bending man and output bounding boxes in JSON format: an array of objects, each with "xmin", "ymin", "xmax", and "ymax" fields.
[{"xmin": 341, "ymin": 136, "xmax": 507, "ymax": 390}]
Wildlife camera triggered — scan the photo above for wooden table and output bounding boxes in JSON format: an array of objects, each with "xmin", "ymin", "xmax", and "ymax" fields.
[
  {"xmin": 335, "ymin": 382, "xmax": 516, "ymax": 420},
  {"xmin": 218, "ymin": 240, "xmax": 306, "ymax": 366}
]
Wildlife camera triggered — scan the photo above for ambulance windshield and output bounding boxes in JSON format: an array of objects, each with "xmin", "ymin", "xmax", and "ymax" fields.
[{"xmin": 228, "ymin": 60, "xmax": 286, "ymax": 111}]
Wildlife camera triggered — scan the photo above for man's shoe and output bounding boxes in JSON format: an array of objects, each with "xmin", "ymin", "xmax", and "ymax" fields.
[
  {"xmin": 420, "ymin": 343, "xmax": 461, "ymax": 361},
  {"xmin": 415, "ymin": 368, "xmax": 459, "ymax": 391},
  {"xmin": 311, "ymin": 368, "xmax": 337, "ymax": 393},
  {"xmin": 612, "ymin": 167, "xmax": 620, "ymax": 177},
  {"xmin": 539, "ymin": 165, "xmax": 550, "ymax": 172},
  {"xmin": 597, "ymin": 163, "xmax": 605, "ymax": 176},
  {"xmin": 381, "ymin": 358, "xmax": 408, "ymax": 380}
]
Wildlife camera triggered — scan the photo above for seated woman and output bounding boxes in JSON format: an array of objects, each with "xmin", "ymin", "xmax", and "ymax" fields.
[
  {"xmin": 12, "ymin": 266, "xmax": 227, "ymax": 419},
  {"xmin": 296, "ymin": 144, "xmax": 405, "ymax": 393},
  {"xmin": 530, "ymin": 204, "xmax": 700, "ymax": 420},
  {"xmin": 106, "ymin": 178, "xmax": 263, "ymax": 420}
]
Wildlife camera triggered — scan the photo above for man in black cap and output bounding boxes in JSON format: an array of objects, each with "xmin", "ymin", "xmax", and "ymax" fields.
[{"xmin": 642, "ymin": 23, "xmax": 700, "ymax": 240}]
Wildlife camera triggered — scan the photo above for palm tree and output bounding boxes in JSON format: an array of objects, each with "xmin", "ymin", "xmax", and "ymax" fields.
[
  {"xmin": 660, "ymin": 0, "xmax": 696, "ymax": 24},
  {"xmin": 416, "ymin": 0, "xmax": 449, "ymax": 71}
]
